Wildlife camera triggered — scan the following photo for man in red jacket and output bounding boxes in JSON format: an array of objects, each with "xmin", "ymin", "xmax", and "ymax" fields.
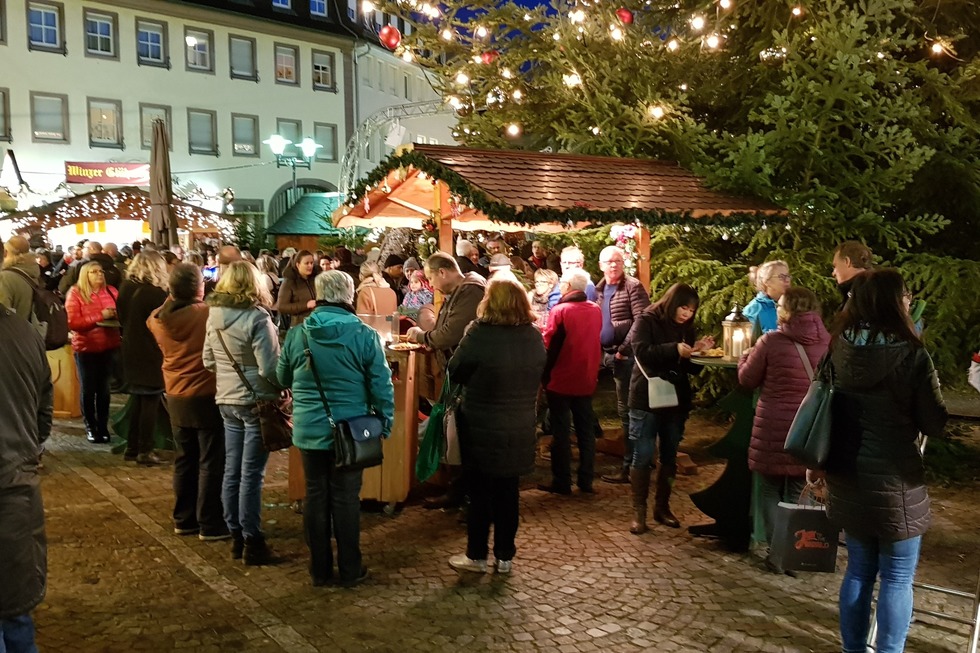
[{"xmin": 539, "ymin": 269, "xmax": 603, "ymax": 494}]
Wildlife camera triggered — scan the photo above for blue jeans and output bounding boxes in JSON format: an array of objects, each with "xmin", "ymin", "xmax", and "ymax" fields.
[
  {"xmin": 839, "ymin": 533, "xmax": 923, "ymax": 653},
  {"xmin": 219, "ymin": 404, "xmax": 269, "ymax": 539},
  {"xmin": 0, "ymin": 614, "xmax": 38, "ymax": 653},
  {"xmin": 628, "ymin": 409, "xmax": 685, "ymax": 470},
  {"xmin": 300, "ymin": 449, "xmax": 364, "ymax": 584}
]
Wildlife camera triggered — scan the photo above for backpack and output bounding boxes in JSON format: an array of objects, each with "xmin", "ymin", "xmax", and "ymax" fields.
[{"xmin": 11, "ymin": 268, "xmax": 69, "ymax": 350}]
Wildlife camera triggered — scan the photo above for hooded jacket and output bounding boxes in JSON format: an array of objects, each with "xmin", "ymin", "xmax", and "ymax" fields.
[
  {"xmin": 276, "ymin": 305, "xmax": 394, "ymax": 450},
  {"xmin": 826, "ymin": 335, "xmax": 948, "ymax": 541},
  {"xmin": 277, "ymin": 265, "xmax": 317, "ymax": 327},
  {"xmin": 116, "ymin": 279, "xmax": 167, "ymax": 389},
  {"xmin": 0, "ymin": 306, "xmax": 52, "ymax": 620},
  {"xmin": 542, "ymin": 290, "xmax": 602, "ymax": 396},
  {"xmin": 743, "ymin": 291, "xmax": 777, "ymax": 336},
  {"xmin": 202, "ymin": 293, "xmax": 280, "ymax": 405},
  {"xmin": 737, "ymin": 311, "xmax": 830, "ymax": 477},
  {"xmin": 65, "ymin": 285, "xmax": 121, "ymax": 354},
  {"xmin": 0, "ymin": 254, "xmax": 41, "ymax": 323}
]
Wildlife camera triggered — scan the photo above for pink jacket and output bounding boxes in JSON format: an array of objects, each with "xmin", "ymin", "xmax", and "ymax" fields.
[
  {"xmin": 737, "ymin": 311, "xmax": 829, "ymax": 477},
  {"xmin": 66, "ymin": 285, "xmax": 121, "ymax": 354}
]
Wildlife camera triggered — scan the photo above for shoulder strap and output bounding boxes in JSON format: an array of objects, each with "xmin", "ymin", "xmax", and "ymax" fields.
[
  {"xmin": 794, "ymin": 342, "xmax": 815, "ymax": 381},
  {"xmin": 302, "ymin": 326, "xmax": 336, "ymax": 427},
  {"xmin": 9, "ymin": 267, "xmax": 40, "ymax": 289},
  {"xmin": 634, "ymin": 354, "xmax": 653, "ymax": 380},
  {"xmin": 215, "ymin": 329, "xmax": 257, "ymax": 397}
]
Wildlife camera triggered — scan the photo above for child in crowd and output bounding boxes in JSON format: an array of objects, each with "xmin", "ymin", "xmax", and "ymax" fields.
[{"xmin": 400, "ymin": 270, "xmax": 433, "ymax": 319}]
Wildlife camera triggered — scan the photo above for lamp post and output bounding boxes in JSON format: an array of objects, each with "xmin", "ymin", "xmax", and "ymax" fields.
[{"xmin": 263, "ymin": 134, "xmax": 322, "ymax": 208}]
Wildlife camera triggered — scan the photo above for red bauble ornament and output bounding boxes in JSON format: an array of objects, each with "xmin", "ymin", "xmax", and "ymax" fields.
[
  {"xmin": 616, "ymin": 8, "xmax": 634, "ymax": 24},
  {"xmin": 378, "ymin": 25, "xmax": 402, "ymax": 50},
  {"xmin": 480, "ymin": 50, "xmax": 500, "ymax": 65}
]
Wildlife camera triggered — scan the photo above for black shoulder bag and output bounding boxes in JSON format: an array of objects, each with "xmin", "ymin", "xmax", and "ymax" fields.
[
  {"xmin": 302, "ymin": 327, "xmax": 384, "ymax": 471},
  {"xmin": 214, "ymin": 329, "xmax": 293, "ymax": 452}
]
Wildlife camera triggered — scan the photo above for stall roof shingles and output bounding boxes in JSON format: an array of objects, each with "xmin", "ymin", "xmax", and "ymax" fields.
[{"xmin": 412, "ymin": 144, "xmax": 783, "ymax": 215}]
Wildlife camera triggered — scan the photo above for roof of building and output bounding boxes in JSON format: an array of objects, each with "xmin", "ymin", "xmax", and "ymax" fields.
[{"xmin": 266, "ymin": 193, "xmax": 342, "ymax": 235}]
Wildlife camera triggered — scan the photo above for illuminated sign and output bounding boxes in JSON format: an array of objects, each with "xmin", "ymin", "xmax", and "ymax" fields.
[{"xmin": 64, "ymin": 162, "xmax": 151, "ymax": 186}]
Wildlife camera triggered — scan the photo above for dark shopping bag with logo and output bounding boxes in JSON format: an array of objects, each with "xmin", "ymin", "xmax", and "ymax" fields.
[{"xmin": 769, "ymin": 485, "xmax": 839, "ymax": 573}]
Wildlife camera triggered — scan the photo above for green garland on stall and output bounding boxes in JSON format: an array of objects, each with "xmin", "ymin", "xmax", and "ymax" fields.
[{"xmin": 346, "ymin": 150, "xmax": 787, "ymax": 229}]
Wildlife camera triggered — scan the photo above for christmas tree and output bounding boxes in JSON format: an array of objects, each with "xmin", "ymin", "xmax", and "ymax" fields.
[{"xmin": 376, "ymin": 0, "xmax": 980, "ymax": 377}]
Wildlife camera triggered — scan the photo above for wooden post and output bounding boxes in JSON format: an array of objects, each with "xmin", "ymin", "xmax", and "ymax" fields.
[
  {"xmin": 637, "ymin": 225, "xmax": 651, "ymax": 291},
  {"xmin": 435, "ymin": 180, "xmax": 453, "ymax": 255}
]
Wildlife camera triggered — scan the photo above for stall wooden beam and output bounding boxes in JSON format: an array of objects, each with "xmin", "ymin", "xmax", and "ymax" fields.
[{"xmin": 637, "ymin": 225, "xmax": 651, "ymax": 290}]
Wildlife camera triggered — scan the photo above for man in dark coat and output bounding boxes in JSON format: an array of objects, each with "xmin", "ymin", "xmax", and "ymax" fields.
[
  {"xmin": 0, "ymin": 301, "xmax": 53, "ymax": 650},
  {"xmin": 831, "ymin": 240, "xmax": 873, "ymax": 311},
  {"xmin": 58, "ymin": 240, "xmax": 121, "ymax": 294},
  {"xmin": 595, "ymin": 246, "xmax": 650, "ymax": 483}
]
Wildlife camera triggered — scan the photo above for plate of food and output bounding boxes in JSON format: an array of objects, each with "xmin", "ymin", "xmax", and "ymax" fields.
[
  {"xmin": 388, "ymin": 342, "xmax": 423, "ymax": 351},
  {"xmin": 691, "ymin": 348, "xmax": 725, "ymax": 358}
]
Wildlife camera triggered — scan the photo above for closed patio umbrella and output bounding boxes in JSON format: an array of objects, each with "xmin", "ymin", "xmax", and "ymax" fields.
[{"xmin": 149, "ymin": 119, "xmax": 178, "ymax": 247}]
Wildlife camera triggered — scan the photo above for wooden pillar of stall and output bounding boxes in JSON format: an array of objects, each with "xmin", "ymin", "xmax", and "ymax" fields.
[{"xmin": 637, "ymin": 225, "xmax": 651, "ymax": 291}]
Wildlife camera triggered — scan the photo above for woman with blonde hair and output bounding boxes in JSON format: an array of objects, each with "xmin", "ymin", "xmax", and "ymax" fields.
[
  {"xmin": 65, "ymin": 261, "xmax": 121, "ymax": 443},
  {"xmin": 744, "ymin": 260, "xmax": 792, "ymax": 336},
  {"xmin": 528, "ymin": 268, "xmax": 559, "ymax": 329},
  {"xmin": 203, "ymin": 260, "xmax": 281, "ymax": 565},
  {"xmin": 445, "ymin": 278, "xmax": 546, "ymax": 574},
  {"xmin": 117, "ymin": 251, "xmax": 170, "ymax": 464},
  {"xmin": 355, "ymin": 262, "xmax": 398, "ymax": 316}
]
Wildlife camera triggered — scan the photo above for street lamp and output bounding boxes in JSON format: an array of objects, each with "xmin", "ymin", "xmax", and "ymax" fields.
[{"xmin": 263, "ymin": 134, "xmax": 322, "ymax": 207}]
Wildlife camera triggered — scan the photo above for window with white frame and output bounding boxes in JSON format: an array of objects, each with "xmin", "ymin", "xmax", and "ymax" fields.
[
  {"xmin": 232, "ymin": 114, "xmax": 259, "ymax": 156},
  {"xmin": 188, "ymin": 109, "xmax": 217, "ymax": 155},
  {"xmin": 137, "ymin": 19, "xmax": 167, "ymax": 67},
  {"xmin": 84, "ymin": 10, "xmax": 117, "ymax": 58},
  {"xmin": 88, "ymin": 98, "xmax": 123, "ymax": 148},
  {"xmin": 185, "ymin": 28, "xmax": 213, "ymax": 72},
  {"xmin": 272, "ymin": 0, "xmax": 290, "ymax": 7},
  {"xmin": 30, "ymin": 92, "xmax": 68, "ymax": 142},
  {"xmin": 0, "ymin": 89, "xmax": 10, "ymax": 142},
  {"xmin": 140, "ymin": 103, "xmax": 171, "ymax": 149},
  {"xmin": 276, "ymin": 118, "xmax": 301, "ymax": 157},
  {"xmin": 310, "ymin": 0, "xmax": 327, "ymax": 17},
  {"xmin": 312, "ymin": 50, "xmax": 334, "ymax": 90},
  {"xmin": 28, "ymin": 1, "xmax": 63, "ymax": 52},
  {"xmin": 229, "ymin": 35, "xmax": 257, "ymax": 80},
  {"xmin": 275, "ymin": 44, "xmax": 299, "ymax": 84},
  {"xmin": 314, "ymin": 123, "xmax": 337, "ymax": 162}
]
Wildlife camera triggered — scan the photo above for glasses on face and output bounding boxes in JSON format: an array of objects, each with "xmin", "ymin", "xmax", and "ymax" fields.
[
  {"xmin": 600, "ymin": 258, "xmax": 623, "ymax": 266},
  {"xmin": 88, "ymin": 269, "xmax": 105, "ymax": 275},
  {"xmin": 903, "ymin": 290, "xmax": 914, "ymax": 301},
  {"xmin": 776, "ymin": 273, "xmax": 792, "ymax": 282},
  {"xmin": 534, "ymin": 280, "xmax": 553, "ymax": 287},
  {"xmin": 561, "ymin": 259, "xmax": 583, "ymax": 268}
]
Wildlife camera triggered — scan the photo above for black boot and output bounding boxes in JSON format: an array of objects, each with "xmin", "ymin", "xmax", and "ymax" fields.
[
  {"xmin": 629, "ymin": 467, "xmax": 652, "ymax": 535},
  {"xmin": 243, "ymin": 534, "xmax": 273, "ymax": 566},
  {"xmin": 231, "ymin": 532, "xmax": 245, "ymax": 560},
  {"xmin": 653, "ymin": 463, "xmax": 680, "ymax": 528},
  {"xmin": 601, "ymin": 466, "xmax": 630, "ymax": 484}
]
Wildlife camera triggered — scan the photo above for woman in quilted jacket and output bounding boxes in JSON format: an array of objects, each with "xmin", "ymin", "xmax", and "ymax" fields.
[
  {"xmin": 737, "ymin": 287, "xmax": 829, "ymax": 573},
  {"xmin": 65, "ymin": 260, "xmax": 121, "ymax": 444}
]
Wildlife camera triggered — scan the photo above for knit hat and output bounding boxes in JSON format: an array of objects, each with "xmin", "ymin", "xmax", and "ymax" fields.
[{"xmin": 384, "ymin": 254, "xmax": 405, "ymax": 268}]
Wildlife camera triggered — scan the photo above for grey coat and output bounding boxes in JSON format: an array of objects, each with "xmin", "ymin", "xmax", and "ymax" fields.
[
  {"xmin": 202, "ymin": 293, "xmax": 281, "ymax": 406},
  {"xmin": 0, "ymin": 305, "xmax": 53, "ymax": 619}
]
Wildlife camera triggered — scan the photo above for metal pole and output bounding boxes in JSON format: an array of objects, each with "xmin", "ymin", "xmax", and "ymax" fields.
[{"xmin": 290, "ymin": 160, "xmax": 298, "ymax": 208}]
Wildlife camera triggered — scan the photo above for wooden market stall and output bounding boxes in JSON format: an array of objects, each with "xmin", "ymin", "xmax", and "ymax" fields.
[
  {"xmin": 328, "ymin": 144, "xmax": 787, "ymax": 509},
  {"xmin": 264, "ymin": 192, "xmax": 342, "ymax": 253}
]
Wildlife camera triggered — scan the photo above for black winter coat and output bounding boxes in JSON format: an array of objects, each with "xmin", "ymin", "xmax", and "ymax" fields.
[
  {"xmin": 448, "ymin": 322, "xmax": 546, "ymax": 478},
  {"xmin": 116, "ymin": 279, "xmax": 167, "ymax": 389},
  {"xmin": 627, "ymin": 308, "xmax": 700, "ymax": 414},
  {"xmin": 826, "ymin": 336, "xmax": 948, "ymax": 542},
  {"xmin": 595, "ymin": 275, "xmax": 650, "ymax": 355}
]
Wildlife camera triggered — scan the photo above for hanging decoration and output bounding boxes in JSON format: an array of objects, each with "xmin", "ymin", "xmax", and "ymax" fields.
[
  {"xmin": 616, "ymin": 8, "xmax": 634, "ymax": 25},
  {"xmin": 609, "ymin": 223, "xmax": 639, "ymax": 275},
  {"xmin": 379, "ymin": 25, "xmax": 402, "ymax": 50},
  {"xmin": 480, "ymin": 50, "xmax": 500, "ymax": 64}
]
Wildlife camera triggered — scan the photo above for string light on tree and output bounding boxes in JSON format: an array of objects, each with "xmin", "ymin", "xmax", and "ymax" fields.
[
  {"xmin": 505, "ymin": 123, "xmax": 522, "ymax": 138},
  {"xmin": 667, "ymin": 38, "xmax": 680, "ymax": 51},
  {"xmin": 610, "ymin": 25, "xmax": 625, "ymax": 41},
  {"xmin": 705, "ymin": 33, "xmax": 722, "ymax": 49},
  {"xmin": 647, "ymin": 105, "xmax": 666, "ymax": 119},
  {"xmin": 791, "ymin": 6, "xmax": 803, "ymax": 16},
  {"xmin": 690, "ymin": 15, "xmax": 705, "ymax": 31},
  {"xmin": 563, "ymin": 72, "xmax": 583, "ymax": 87},
  {"xmin": 475, "ymin": 25, "xmax": 489, "ymax": 39},
  {"xmin": 719, "ymin": 0, "xmax": 732, "ymax": 9},
  {"xmin": 455, "ymin": 71, "xmax": 470, "ymax": 85},
  {"xmin": 440, "ymin": 28, "xmax": 453, "ymax": 41},
  {"xmin": 569, "ymin": 9, "xmax": 586, "ymax": 23},
  {"xmin": 502, "ymin": 68, "xmax": 513, "ymax": 79}
]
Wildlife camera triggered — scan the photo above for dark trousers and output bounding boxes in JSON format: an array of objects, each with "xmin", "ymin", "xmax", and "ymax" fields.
[
  {"xmin": 300, "ymin": 449, "xmax": 364, "ymax": 583},
  {"xmin": 466, "ymin": 471, "xmax": 520, "ymax": 562},
  {"xmin": 173, "ymin": 425, "xmax": 226, "ymax": 534},
  {"xmin": 546, "ymin": 391, "xmax": 596, "ymax": 490},
  {"xmin": 126, "ymin": 394, "xmax": 161, "ymax": 457},
  {"xmin": 75, "ymin": 350, "xmax": 114, "ymax": 436},
  {"xmin": 602, "ymin": 353, "xmax": 635, "ymax": 472}
]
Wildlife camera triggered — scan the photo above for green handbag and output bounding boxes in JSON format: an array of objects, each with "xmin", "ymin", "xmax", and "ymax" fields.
[{"xmin": 415, "ymin": 376, "xmax": 459, "ymax": 482}]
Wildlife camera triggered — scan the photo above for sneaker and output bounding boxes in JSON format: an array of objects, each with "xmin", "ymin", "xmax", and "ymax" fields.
[
  {"xmin": 174, "ymin": 526, "xmax": 200, "ymax": 536},
  {"xmin": 495, "ymin": 559, "xmax": 512, "ymax": 574},
  {"xmin": 199, "ymin": 530, "xmax": 232, "ymax": 542},
  {"xmin": 448, "ymin": 554, "xmax": 487, "ymax": 573},
  {"xmin": 336, "ymin": 566, "xmax": 369, "ymax": 588},
  {"xmin": 243, "ymin": 535, "xmax": 274, "ymax": 566}
]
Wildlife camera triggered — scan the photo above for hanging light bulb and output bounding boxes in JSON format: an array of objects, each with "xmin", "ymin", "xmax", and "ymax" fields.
[
  {"xmin": 475, "ymin": 25, "xmax": 489, "ymax": 39},
  {"xmin": 705, "ymin": 33, "xmax": 721, "ymax": 49},
  {"xmin": 667, "ymin": 39, "xmax": 680, "ymax": 51},
  {"xmin": 791, "ymin": 6, "xmax": 803, "ymax": 16},
  {"xmin": 455, "ymin": 71, "xmax": 470, "ymax": 85},
  {"xmin": 610, "ymin": 26, "xmax": 624, "ymax": 41},
  {"xmin": 719, "ymin": 0, "xmax": 732, "ymax": 8},
  {"xmin": 690, "ymin": 15, "xmax": 705, "ymax": 31},
  {"xmin": 505, "ymin": 123, "xmax": 522, "ymax": 137},
  {"xmin": 930, "ymin": 41, "xmax": 945, "ymax": 55},
  {"xmin": 446, "ymin": 95, "xmax": 463, "ymax": 109}
]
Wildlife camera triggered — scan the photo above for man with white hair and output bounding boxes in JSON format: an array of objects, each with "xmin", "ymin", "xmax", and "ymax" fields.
[
  {"xmin": 553, "ymin": 246, "xmax": 597, "ymax": 305},
  {"xmin": 454, "ymin": 239, "xmax": 488, "ymax": 278},
  {"xmin": 538, "ymin": 268, "xmax": 603, "ymax": 494},
  {"xmin": 0, "ymin": 236, "xmax": 41, "ymax": 322}
]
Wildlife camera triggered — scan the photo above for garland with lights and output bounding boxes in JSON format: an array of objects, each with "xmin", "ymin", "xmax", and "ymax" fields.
[{"xmin": 347, "ymin": 149, "xmax": 783, "ymax": 229}]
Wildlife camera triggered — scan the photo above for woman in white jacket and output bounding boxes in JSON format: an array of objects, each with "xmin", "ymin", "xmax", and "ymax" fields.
[{"xmin": 203, "ymin": 261, "xmax": 280, "ymax": 565}]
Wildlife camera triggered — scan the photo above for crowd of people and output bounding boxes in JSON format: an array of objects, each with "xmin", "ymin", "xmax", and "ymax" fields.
[{"xmin": 0, "ymin": 232, "xmax": 952, "ymax": 653}]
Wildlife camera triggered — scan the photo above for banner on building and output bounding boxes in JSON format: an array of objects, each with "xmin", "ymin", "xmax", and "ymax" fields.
[{"xmin": 65, "ymin": 162, "xmax": 150, "ymax": 186}]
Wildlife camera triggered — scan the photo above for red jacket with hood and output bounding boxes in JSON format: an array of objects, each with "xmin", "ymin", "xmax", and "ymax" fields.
[{"xmin": 542, "ymin": 290, "xmax": 602, "ymax": 396}]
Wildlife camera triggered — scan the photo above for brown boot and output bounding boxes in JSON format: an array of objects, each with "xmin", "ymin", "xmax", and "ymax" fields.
[
  {"xmin": 653, "ymin": 463, "xmax": 680, "ymax": 528},
  {"xmin": 629, "ymin": 467, "xmax": 652, "ymax": 535}
]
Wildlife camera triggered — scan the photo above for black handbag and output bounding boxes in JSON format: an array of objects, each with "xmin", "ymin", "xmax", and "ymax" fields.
[
  {"xmin": 215, "ymin": 330, "xmax": 292, "ymax": 452},
  {"xmin": 302, "ymin": 329, "xmax": 384, "ymax": 471},
  {"xmin": 784, "ymin": 349, "xmax": 834, "ymax": 469}
]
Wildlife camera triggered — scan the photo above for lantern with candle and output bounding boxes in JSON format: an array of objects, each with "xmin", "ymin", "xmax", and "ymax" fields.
[{"xmin": 721, "ymin": 304, "xmax": 753, "ymax": 360}]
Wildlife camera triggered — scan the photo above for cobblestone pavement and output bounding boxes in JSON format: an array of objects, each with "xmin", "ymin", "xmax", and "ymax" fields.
[{"xmin": 33, "ymin": 415, "xmax": 980, "ymax": 653}]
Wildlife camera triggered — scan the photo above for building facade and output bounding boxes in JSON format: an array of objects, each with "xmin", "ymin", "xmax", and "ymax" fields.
[{"xmin": 0, "ymin": 0, "xmax": 455, "ymax": 244}]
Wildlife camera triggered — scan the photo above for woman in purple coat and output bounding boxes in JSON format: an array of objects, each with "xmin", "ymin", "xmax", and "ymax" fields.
[{"xmin": 737, "ymin": 287, "xmax": 829, "ymax": 572}]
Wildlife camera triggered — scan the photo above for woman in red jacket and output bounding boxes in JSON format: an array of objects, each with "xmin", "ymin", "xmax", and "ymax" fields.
[
  {"xmin": 737, "ymin": 287, "xmax": 829, "ymax": 573},
  {"xmin": 65, "ymin": 261, "xmax": 121, "ymax": 443}
]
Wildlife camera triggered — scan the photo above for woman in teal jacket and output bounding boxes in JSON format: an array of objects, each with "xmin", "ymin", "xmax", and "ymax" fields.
[
  {"xmin": 276, "ymin": 270, "xmax": 395, "ymax": 588},
  {"xmin": 743, "ymin": 260, "xmax": 791, "ymax": 337}
]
